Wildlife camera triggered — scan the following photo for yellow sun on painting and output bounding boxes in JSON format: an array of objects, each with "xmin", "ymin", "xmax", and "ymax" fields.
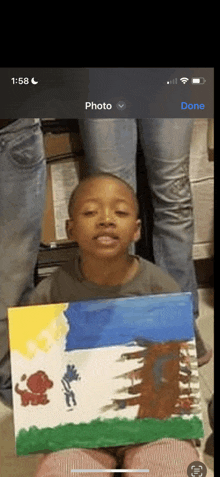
[{"xmin": 8, "ymin": 303, "xmax": 69, "ymax": 359}]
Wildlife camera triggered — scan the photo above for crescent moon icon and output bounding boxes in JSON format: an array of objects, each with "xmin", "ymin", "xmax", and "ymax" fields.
[{"xmin": 31, "ymin": 77, "xmax": 38, "ymax": 84}]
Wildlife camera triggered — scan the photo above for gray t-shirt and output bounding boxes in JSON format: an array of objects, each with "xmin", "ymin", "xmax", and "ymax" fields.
[{"xmin": 25, "ymin": 253, "xmax": 181, "ymax": 306}]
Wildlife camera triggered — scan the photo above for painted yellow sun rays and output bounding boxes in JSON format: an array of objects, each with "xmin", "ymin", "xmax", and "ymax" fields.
[{"xmin": 8, "ymin": 303, "xmax": 68, "ymax": 359}]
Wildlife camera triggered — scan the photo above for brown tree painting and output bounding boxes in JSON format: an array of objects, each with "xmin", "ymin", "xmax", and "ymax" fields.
[{"xmin": 110, "ymin": 339, "xmax": 200, "ymax": 420}]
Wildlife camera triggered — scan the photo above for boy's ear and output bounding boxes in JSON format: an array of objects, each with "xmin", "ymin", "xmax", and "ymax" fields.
[
  {"xmin": 133, "ymin": 219, "xmax": 141, "ymax": 243},
  {"xmin": 66, "ymin": 219, "xmax": 75, "ymax": 241}
]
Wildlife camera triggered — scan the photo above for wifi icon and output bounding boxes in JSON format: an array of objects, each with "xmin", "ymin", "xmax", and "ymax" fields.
[{"xmin": 180, "ymin": 77, "xmax": 189, "ymax": 84}]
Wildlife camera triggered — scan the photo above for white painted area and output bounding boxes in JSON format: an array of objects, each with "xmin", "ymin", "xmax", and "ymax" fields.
[
  {"xmin": 11, "ymin": 336, "xmax": 204, "ymax": 439},
  {"xmin": 12, "ymin": 343, "xmax": 143, "ymax": 436}
]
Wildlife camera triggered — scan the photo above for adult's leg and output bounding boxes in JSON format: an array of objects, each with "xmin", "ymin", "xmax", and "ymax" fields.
[
  {"xmin": 35, "ymin": 448, "xmax": 117, "ymax": 477},
  {"xmin": 124, "ymin": 439, "xmax": 213, "ymax": 477},
  {"xmin": 0, "ymin": 119, "xmax": 46, "ymax": 406},
  {"xmin": 138, "ymin": 119, "xmax": 198, "ymax": 317},
  {"xmin": 78, "ymin": 119, "xmax": 137, "ymax": 191},
  {"xmin": 78, "ymin": 119, "xmax": 138, "ymax": 255}
]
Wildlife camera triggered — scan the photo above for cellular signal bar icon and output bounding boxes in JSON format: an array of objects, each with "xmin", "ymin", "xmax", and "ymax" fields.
[{"xmin": 167, "ymin": 78, "xmax": 177, "ymax": 84}]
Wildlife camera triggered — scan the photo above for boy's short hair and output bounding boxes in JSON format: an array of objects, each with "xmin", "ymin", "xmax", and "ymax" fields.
[{"xmin": 68, "ymin": 172, "xmax": 139, "ymax": 218}]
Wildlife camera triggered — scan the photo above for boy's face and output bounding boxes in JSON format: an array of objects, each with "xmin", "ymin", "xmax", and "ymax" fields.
[{"xmin": 66, "ymin": 177, "xmax": 141, "ymax": 260}]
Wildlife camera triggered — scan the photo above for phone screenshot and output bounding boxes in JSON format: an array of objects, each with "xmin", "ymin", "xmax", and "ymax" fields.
[{"xmin": 0, "ymin": 68, "xmax": 214, "ymax": 477}]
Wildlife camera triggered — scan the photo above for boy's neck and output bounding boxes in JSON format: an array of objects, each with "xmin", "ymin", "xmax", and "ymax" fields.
[{"xmin": 79, "ymin": 253, "xmax": 139, "ymax": 286}]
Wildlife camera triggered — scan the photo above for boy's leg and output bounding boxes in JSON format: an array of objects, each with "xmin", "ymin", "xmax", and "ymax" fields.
[
  {"xmin": 123, "ymin": 439, "xmax": 213, "ymax": 477},
  {"xmin": 35, "ymin": 448, "xmax": 117, "ymax": 477},
  {"xmin": 0, "ymin": 119, "xmax": 46, "ymax": 406}
]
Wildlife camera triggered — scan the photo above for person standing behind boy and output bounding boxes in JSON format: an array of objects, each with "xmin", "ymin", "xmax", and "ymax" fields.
[
  {"xmin": 26, "ymin": 173, "xmax": 207, "ymax": 477},
  {"xmin": 0, "ymin": 119, "xmax": 46, "ymax": 407}
]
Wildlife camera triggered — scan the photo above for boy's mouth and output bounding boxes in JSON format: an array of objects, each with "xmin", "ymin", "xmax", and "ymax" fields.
[{"xmin": 94, "ymin": 232, "xmax": 119, "ymax": 245}]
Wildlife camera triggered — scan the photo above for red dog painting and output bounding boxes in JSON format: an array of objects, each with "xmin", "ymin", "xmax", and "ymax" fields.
[{"xmin": 15, "ymin": 370, "xmax": 53, "ymax": 406}]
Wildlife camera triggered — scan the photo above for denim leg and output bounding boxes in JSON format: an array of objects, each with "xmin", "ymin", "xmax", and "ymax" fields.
[
  {"xmin": 78, "ymin": 119, "xmax": 137, "ymax": 191},
  {"xmin": 138, "ymin": 119, "xmax": 199, "ymax": 317},
  {"xmin": 0, "ymin": 119, "xmax": 46, "ymax": 406},
  {"xmin": 78, "ymin": 119, "xmax": 138, "ymax": 255}
]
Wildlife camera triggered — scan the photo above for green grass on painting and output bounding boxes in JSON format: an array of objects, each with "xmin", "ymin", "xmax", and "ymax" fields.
[{"xmin": 16, "ymin": 416, "xmax": 204, "ymax": 455}]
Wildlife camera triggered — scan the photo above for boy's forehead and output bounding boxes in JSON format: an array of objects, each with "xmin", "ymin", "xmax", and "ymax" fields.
[{"xmin": 76, "ymin": 177, "xmax": 135, "ymax": 202}]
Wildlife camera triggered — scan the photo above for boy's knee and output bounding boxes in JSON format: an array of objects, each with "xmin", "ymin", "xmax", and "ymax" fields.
[
  {"xmin": 35, "ymin": 448, "xmax": 117, "ymax": 477},
  {"xmin": 124, "ymin": 439, "xmax": 200, "ymax": 477}
]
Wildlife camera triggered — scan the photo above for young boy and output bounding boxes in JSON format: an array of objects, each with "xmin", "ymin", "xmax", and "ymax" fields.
[
  {"xmin": 28, "ymin": 172, "xmax": 181, "ymax": 305},
  {"xmin": 27, "ymin": 173, "xmax": 205, "ymax": 477}
]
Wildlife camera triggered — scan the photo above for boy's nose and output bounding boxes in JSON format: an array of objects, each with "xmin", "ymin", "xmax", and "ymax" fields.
[
  {"xmin": 98, "ymin": 209, "xmax": 115, "ymax": 226},
  {"xmin": 99, "ymin": 217, "xmax": 115, "ymax": 226}
]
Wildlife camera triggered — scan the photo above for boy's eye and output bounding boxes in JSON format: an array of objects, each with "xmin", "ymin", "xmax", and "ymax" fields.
[
  {"xmin": 82, "ymin": 209, "xmax": 129, "ymax": 216},
  {"xmin": 116, "ymin": 210, "xmax": 129, "ymax": 216},
  {"xmin": 83, "ymin": 211, "xmax": 96, "ymax": 216}
]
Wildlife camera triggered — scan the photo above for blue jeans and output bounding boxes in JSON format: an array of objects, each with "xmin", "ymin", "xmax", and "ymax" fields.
[
  {"xmin": 0, "ymin": 119, "xmax": 46, "ymax": 406},
  {"xmin": 78, "ymin": 118, "xmax": 198, "ymax": 317}
]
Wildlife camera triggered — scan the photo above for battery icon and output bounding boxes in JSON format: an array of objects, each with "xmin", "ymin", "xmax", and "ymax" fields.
[{"xmin": 191, "ymin": 77, "xmax": 206, "ymax": 84}]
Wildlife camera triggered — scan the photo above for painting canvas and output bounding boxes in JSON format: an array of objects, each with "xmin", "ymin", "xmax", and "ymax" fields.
[{"xmin": 8, "ymin": 292, "xmax": 204, "ymax": 456}]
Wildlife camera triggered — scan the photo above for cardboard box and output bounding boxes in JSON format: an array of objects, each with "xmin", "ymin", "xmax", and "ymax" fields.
[{"xmin": 41, "ymin": 132, "xmax": 81, "ymax": 244}]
